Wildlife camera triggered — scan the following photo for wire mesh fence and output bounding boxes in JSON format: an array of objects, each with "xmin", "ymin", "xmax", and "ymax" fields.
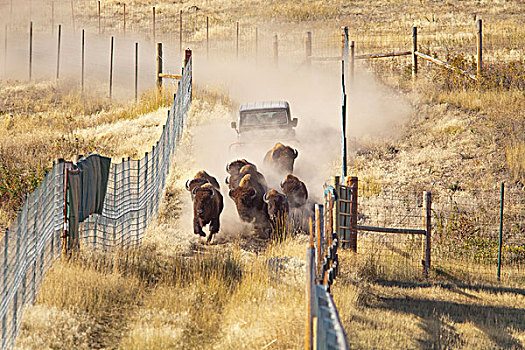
[
  {"xmin": 0, "ymin": 163, "xmax": 65, "ymax": 350},
  {"xmin": 0, "ymin": 53, "xmax": 191, "ymax": 350},
  {"xmin": 356, "ymin": 181, "xmax": 525, "ymax": 285},
  {"xmin": 79, "ymin": 55, "xmax": 191, "ymax": 250}
]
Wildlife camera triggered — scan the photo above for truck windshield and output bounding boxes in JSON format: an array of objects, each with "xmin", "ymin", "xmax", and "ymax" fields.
[{"xmin": 240, "ymin": 110, "xmax": 288, "ymax": 127}]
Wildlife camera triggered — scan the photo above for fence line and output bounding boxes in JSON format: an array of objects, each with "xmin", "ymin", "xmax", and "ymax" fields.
[
  {"xmin": 0, "ymin": 51, "xmax": 192, "ymax": 350},
  {"xmin": 305, "ymin": 181, "xmax": 349, "ymax": 350}
]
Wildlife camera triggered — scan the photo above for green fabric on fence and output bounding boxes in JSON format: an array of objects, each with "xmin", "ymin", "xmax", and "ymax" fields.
[{"xmin": 67, "ymin": 154, "xmax": 111, "ymax": 249}]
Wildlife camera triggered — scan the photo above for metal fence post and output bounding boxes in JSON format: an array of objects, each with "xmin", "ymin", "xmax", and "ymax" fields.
[
  {"xmin": 273, "ymin": 34, "xmax": 278, "ymax": 68},
  {"xmin": 497, "ymin": 183, "xmax": 504, "ymax": 281},
  {"xmin": 331, "ymin": 176, "xmax": 340, "ymax": 249},
  {"xmin": 342, "ymin": 26, "xmax": 349, "ymax": 87},
  {"xmin": 349, "ymin": 176, "xmax": 358, "ymax": 251},
  {"xmin": 28, "ymin": 22, "xmax": 32, "ymax": 81},
  {"xmin": 412, "ymin": 26, "xmax": 418, "ymax": 78},
  {"xmin": 423, "ymin": 191, "xmax": 431, "ymax": 278},
  {"xmin": 56, "ymin": 24, "xmax": 61, "ymax": 80}
]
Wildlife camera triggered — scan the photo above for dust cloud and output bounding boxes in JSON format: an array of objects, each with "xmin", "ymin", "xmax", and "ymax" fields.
[{"xmin": 188, "ymin": 52, "xmax": 411, "ymax": 206}]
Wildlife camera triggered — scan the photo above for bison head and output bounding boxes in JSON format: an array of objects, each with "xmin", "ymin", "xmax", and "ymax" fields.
[
  {"xmin": 264, "ymin": 189, "xmax": 289, "ymax": 220},
  {"xmin": 193, "ymin": 184, "xmax": 216, "ymax": 218},
  {"xmin": 226, "ymin": 159, "xmax": 253, "ymax": 175},
  {"xmin": 229, "ymin": 185, "xmax": 257, "ymax": 222}
]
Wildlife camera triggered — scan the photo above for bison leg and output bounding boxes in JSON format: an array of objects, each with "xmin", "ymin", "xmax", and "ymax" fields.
[
  {"xmin": 206, "ymin": 216, "xmax": 220, "ymax": 244},
  {"xmin": 194, "ymin": 217, "xmax": 206, "ymax": 237}
]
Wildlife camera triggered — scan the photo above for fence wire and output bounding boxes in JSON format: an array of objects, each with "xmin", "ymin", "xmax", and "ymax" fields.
[
  {"xmin": 357, "ymin": 183, "xmax": 524, "ymax": 284},
  {"xmin": 79, "ymin": 56, "xmax": 191, "ymax": 249},
  {"xmin": 0, "ymin": 55, "xmax": 191, "ymax": 350}
]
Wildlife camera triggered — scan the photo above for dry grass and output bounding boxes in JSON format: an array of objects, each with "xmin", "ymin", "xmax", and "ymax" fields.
[
  {"xmin": 0, "ymin": 81, "xmax": 175, "ymax": 227},
  {"xmin": 333, "ymin": 247, "xmax": 525, "ymax": 349}
]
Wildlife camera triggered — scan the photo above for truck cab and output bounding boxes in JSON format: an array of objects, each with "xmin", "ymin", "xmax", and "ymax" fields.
[{"xmin": 231, "ymin": 101, "xmax": 298, "ymax": 144}]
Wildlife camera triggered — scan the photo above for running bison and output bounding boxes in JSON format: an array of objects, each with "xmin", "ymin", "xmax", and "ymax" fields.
[
  {"xmin": 264, "ymin": 189, "xmax": 289, "ymax": 221},
  {"xmin": 263, "ymin": 142, "xmax": 298, "ymax": 175},
  {"xmin": 186, "ymin": 171, "xmax": 223, "ymax": 243},
  {"xmin": 280, "ymin": 174, "xmax": 308, "ymax": 208},
  {"xmin": 229, "ymin": 174, "xmax": 269, "ymax": 226},
  {"xmin": 226, "ymin": 159, "xmax": 254, "ymax": 176},
  {"xmin": 226, "ymin": 163, "xmax": 268, "ymax": 191},
  {"xmin": 186, "ymin": 170, "xmax": 221, "ymax": 197}
]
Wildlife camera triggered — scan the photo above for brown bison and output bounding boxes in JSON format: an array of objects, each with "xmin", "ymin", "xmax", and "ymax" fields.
[
  {"xmin": 226, "ymin": 159, "xmax": 254, "ymax": 176},
  {"xmin": 263, "ymin": 142, "xmax": 298, "ymax": 175},
  {"xmin": 229, "ymin": 174, "xmax": 269, "ymax": 225},
  {"xmin": 264, "ymin": 189, "xmax": 289, "ymax": 221},
  {"xmin": 280, "ymin": 174, "xmax": 308, "ymax": 208},
  {"xmin": 226, "ymin": 164, "xmax": 268, "ymax": 191},
  {"xmin": 186, "ymin": 170, "xmax": 220, "ymax": 197},
  {"xmin": 190, "ymin": 183, "xmax": 224, "ymax": 243}
]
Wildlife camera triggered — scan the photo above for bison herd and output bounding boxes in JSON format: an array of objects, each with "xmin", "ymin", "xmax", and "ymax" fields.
[{"xmin": 186, "ymin": 142, "xmax": 309, "ymax": 243}]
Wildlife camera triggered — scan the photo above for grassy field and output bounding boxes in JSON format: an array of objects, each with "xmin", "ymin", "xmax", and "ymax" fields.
[{"xmin": 1, "ymin": 0, "xmax": 524, "ymax": 349}]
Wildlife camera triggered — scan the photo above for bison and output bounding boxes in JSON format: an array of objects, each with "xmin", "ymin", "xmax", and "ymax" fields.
[
  {"xmin": 226, "ymin": 159, "xmax": 254, "ymax": 176},
  {"xmin": 186, "ymin": 170, "xmax": 220, "ymax": 198},
  {"xmin": 280, "ymin": 174, "xmax": 308, "ymax": 208},
  {"xmin": 226, "ymin": 163, "xmax": 268, "ymax": 191},
  {"xmin": 191, "ymin": 183, "xmax": 224, "ymax": 243},
  {"xmin": 229, "ymin": 174, "xmax": 269, "ymax": 226},
  {"xmin": 263, "ymin": 142, "xmax": 298, "ymax": 175},
  {"xmin": 264, "ymin": 189, "xmax": 289, "ymax": 221}
]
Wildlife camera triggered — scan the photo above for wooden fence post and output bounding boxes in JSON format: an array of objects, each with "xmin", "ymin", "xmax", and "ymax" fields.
[
  {"xmin": 315, "ymin": 204, "xmax": 323, "ymax": 277},
  {"xmin": 476, "ymin": 19, "xmax": 482, "ymax": 76},
  {"xmin": 255, "ymin": 27, "xmax": 258, "ymax": 62},
  {"xmin": 109, "ymin": 36, "xmax": 114, "ymax": 99},
  {"xmin": 350, "ymin": 40, "xmax": 355, "ymax": 87},
  {"xmin": 156, "ymin": 42, "xmax": 162, "ymax": 89},
  {"xmin": 51, "ymin": 1, "xmax": 54, "ymax": 35},
  {"xmin": 412, "ymin": 26, "xmax": 418, "ymax": 78},
  {"xmin": 331, "ymin": 176, "xmax": 340, "ymax": 249},
  {"xmin": 349, "ymin": 176, "xmax": 358, "ymax": 251},
  {"xmin": 123, "ymin": 3, "xmax": 126, "ymax": 34},
  {"xmin": 4, "ymin": 24, "xmax": 7, "ymax": 77},
  {"xmin": 56, "ymin": 24, "xmax": 61, "ymax": 80},
  {"xmin": 134, "ymin": 42, "xmax": 138, "ymax": 101},
  {"xmin": 81, "ymin": 29, "xmax": 85, "ymax": 91},
  {"xmin": 179, "ymin": 10, "xmax": 182, "ymax": 53},
  {"xmin": 305, "ymin": 31, "xmax": 312, "ymax": 67},
  {"xmin": 29, "ymin": 22, "xmax": 32, "ymax": 81},
  {"xmin": 206, "ymin": 16, "xmax": 209, "ymax": 59},
  {"xmin": 273, "ymin": 34, "xmax": 278, "ymax": 68},
  {"xmin": 98, "ymin": 1, "xmax": 101, "ymax": 34},
  {"xmin": 152, "ymin": 7, "xmax": 156, "ymax": 43},
  {"xmin": 236, "ymin": 21, "xmax": 239, "ymax": 59},
  {"xmin": 306, "ymin": 218, "xmax": 315, "ymax": 350},
  {"xmin": 423, "ymin": 191, "xmax": 431, "ymax": 278},
  {"xmin": 70, "ymin": 0, "xmax": 75, "ymax": 32}
]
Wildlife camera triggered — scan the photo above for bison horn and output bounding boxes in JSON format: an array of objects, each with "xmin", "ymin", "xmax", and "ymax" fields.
[
  {"xmin": 226, "ymin": 162, "xmax": 231, "ymax": 173},
  {"xmin": 192, "ymin": 186, "xmax": 198, "ymax": 196},
  {"xmin": 225, "ymin": 176, "xmax": 230, "ymax": 184},
  {"xmin": 185, "ymin": 179, "xmax": 191, "ymax": 191},
  {"xmin": 263, "ymin": 191, "xmax": 270, "ymax": 203},
  {"xmin": 249, "ymin": 188, "xmax": 257, "ymax": 200},
  {"xmin": 293, "ymin": 148, "xmax": 298, "ymax": 158},
  {"xmin": 280, "ymin": 180, "xmax": 285, "ymax": 189}
]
